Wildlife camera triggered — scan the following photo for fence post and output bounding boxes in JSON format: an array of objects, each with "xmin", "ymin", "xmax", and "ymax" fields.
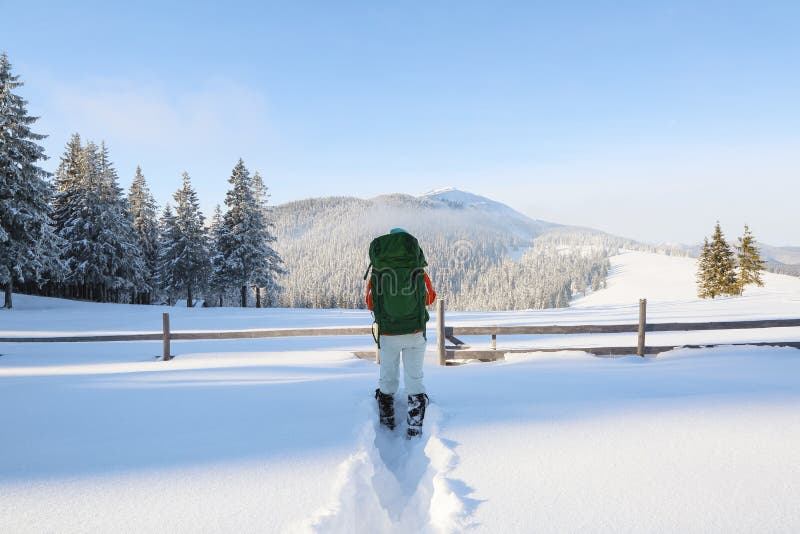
[
  {"xmin": 637, "ymin": 299, "xmax": 647, "ymax": 357},
  {"xmin": 162, "ymin": 312, "xmax": 171, "ymax": 361},
  {"xmin": 437, "ymin": 298, "xmax": 446, "ymax": 366}
]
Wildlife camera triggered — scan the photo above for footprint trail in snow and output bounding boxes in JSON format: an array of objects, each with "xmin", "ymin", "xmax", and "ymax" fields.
[{"xmin": 305, "ymin": 398, "xmax": 476, "ymax": 533}]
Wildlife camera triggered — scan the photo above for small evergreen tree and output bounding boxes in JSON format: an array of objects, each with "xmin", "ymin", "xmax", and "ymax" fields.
[
  {"xmin": 53, "ymin": 133, "xmax": 85, "ymax": 251},
  {"xmin": 250, "ymin": 170, "xmax": 285, "ymax": 307},
  {"xmin": 128, "ymin": 166, "xmax": 160, "ymax": 303},
  {"xmin": 156, "ymin": 204, "xmax": 179, "ymax": 304},
  {"xmin": 696, "ymin": 237, "xmax": 715, "ymax": 298},
  {"xmin": 700, "ymin": 222, "xmax": 739, "ymax": 298},
  {"xmin": 161, "ymin": 172, "xmax": 208, "ymax": 307},
  {"xmin": 96, "ymin": 142, "xmax": 147, "ymax": 302},
  {"xmin": 735, "ymin": 224, "xmax": 766, "ymax": 295},
  {"xmin": 0, "ymin": 52, "xmax": 63, "ymax": 308},
  {"xmin": 207, "ymin": 204, "xmax": 227, "ymax": 306},
  {"xmin": 216, "ymin": 160, "xmax": 284, "ymax": 307}
]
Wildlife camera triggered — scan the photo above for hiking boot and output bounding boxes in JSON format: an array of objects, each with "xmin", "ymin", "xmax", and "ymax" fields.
[
  {"xmin": 406, "ymin": 393, "xmax": 429, "ymax": 438},
  {"xmin": 375, "ymin": 388, "xmax": 395, "ymax": 430}
]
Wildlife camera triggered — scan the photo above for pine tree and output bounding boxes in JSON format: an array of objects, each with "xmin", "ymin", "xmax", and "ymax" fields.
[
  {"xmin": 58, "ymin": 141, "xmax": 108, "ymax": 300},
  {"xmin": 707, "ymin": 222, "xmax": 738, "ymax": 298},
  {"xmin": 207, "ymin": 204, "xmax": 227, "ymax": 306},
  {"xmin": 156, "ymin": 203, "xmax": 179, "ymax": 304},
  {"xmin": 96, "ymin": 142, "xmax": 147, "ymax": 302},
  {"xmin": 216, "ymin": 160, "xmax": 284, "ymax": 307},
  {"xmin": 53, "ymin": 133, "xmax": 85, "ymax": 243},
  {"xmin": 250, "ymin": 170, "xmax": 284, "ymax": 307},
  {"xmin": 128, "ymin": 166, "xmax": 160, "ymax": 303},
  {"xmin": 161, "ymin": 172, "xmax": 208, "ymax": 307},
  {"xmin": 0, "ymin": 52, "xmax": 63, "ymax": 308},
  {"xmin": 735, "ymin": 224, "xmax": 766, "ymax": 295},
  {"xmin": 696, "ymin": 237, "xmax": 715, "ymax": 298}
]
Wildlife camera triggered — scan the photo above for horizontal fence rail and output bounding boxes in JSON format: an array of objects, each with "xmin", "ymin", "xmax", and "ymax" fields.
[
  {"xmin": 0, "ymin": 327, "xmax": 373, "ymax": 343},
  {"xmin": 2, "ymin": 302, "xmax": 799, "ymax": 365},
  {"xmin": 0, "ymin": 313, "xmax": 376, "ymax": 361},
  {"xmin": 437, "ymin": 298, "xmax": 800, "ymax": 365},
  {"xmin": 445, "ymin": 319, "xmax": 800, "ymax": 336},
  {"xmin": 0, "ymin": 333, "xmax": 164, "ymax": 343}
]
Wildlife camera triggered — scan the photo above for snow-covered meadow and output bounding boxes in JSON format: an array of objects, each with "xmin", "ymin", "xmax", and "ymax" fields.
[{"xmin": 1, "ymin": 251, "xmax": 800, "ymax": 533}]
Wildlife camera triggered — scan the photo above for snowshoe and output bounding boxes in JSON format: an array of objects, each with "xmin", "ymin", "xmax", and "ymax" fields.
[
  {"xmin": 375, "ymin": 388, "xmax": 395, "ymax": 430},
  {"xmin": 406, "ymin": 393, "xmax": 429, "ymax": 438}
]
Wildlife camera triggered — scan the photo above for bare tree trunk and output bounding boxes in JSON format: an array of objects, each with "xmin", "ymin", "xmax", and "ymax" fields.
[
  {"xmin": 187, "ymin": 285, "xmax": 193, "ymax": 308},
  {"xmin": 4, "ymin": 278, "xmax": 12, "ymax": 309},
  {"xmin": 255, "ymin": 287, "xmax": 261, "ymax": 308},
  {"xmin": 241, "ymin": 285, "xmax": 247, "ymax": 307}
]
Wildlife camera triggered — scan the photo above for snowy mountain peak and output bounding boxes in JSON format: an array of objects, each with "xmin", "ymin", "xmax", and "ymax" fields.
[
  {"xmin": 418, "ymin": 187, "xmax": 558, "ymax": 234},
  {"xmin": 422, "ymin": 186, "xmax": 459, "ymax": 196},
  {"xmin": 420, "ymin": 187, "xmax": 524, "ymax": 217}
]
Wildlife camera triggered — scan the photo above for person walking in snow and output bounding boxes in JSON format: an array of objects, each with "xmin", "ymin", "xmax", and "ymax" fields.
[{"xmin": 364, "ymin": 228, "xmax": 437, "ymax": 438}]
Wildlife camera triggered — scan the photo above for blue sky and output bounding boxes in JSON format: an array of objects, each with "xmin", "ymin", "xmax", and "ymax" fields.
[{"xmin": 5, "ymin": 1, "xmax": 799, "ymax": 245}]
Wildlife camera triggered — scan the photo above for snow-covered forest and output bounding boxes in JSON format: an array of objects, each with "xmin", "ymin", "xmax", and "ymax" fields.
[
  {"xmin": 0, "ymin": 52, "xmax": 283, "ymax": 309},
  {"xmin": 270, "ymin": 193, "xmax": 625, "ymax": 310}
]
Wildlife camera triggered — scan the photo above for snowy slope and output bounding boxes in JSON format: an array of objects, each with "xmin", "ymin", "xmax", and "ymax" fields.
[
  {"xmin": 2, "ymin": 251, "xmax": 800, "ymax": 533},
  {"xmin": 574, "ymin": 250, "xmax": 800, "ymax": 306}
]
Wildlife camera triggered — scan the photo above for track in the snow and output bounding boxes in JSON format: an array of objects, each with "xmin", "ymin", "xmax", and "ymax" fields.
[{"xmin": 305, "ymin": 397, "xmax": 479, "ymax": 533}]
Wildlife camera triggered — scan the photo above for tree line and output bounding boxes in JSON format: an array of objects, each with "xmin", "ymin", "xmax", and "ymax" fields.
[
  {"xmin": 696, "ymin": 222, "xmax": 765, "ymax": 298},
  {"xmin": 0, "ymin": 52, "xmax": 283, "ymax": 309}
]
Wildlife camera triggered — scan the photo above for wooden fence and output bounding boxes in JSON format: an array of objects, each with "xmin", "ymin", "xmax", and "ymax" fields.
[
  {"xmin": 435, "ymin": 298, "xmax": 800, "ymax": 365},
  {"xmin": 2, "ymin": 300, "xmax": 799, "ymax": 365},
  {"xmin": 0, "ymin": 312, "xmax": 374, "ymax": 362}
]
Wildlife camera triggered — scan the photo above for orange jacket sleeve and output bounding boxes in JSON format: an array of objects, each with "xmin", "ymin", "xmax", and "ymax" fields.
[
  {"xmin": 424, "ymin": 272, "xmax": 437, "ymax": 306},
  {"xmin": 365, "ymin": 279, "xmax": 373, "ymax": 310}
]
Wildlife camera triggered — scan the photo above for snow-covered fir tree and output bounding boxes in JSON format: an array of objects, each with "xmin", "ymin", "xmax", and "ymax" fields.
[
  {"xmin": 157, "ymin": 173, "xmax": 208, "ymax": 307},
  {"xmin": 0, "ymin": 52, "xmax": 63, "ymax": 308},
  {"xmin": 214, "ymin": 160, "xmax": 284, "ymax": 307},
  {"xmin": 735, "ymin": 224, "xmax": 766, "ymax": 295},
  {"xmin": 128, "ymin": 166, "xmax": 160, "ymax": 303},
  {"xmin": 250, "ymin": 170, "xmax": 284, "ymax": 307},
  {"xmin": 53, "ymin": 138, "xmax": 146, "ymax": 302},
  {"xmin": 56, "ymin": 140, "xmax": 108, "ymax": 300},
  {"xmin": 156, "ymin": 203, "xmax": 178, "ymax": 304},
  {"xmin": 52, "ymin": 133, "xmax": 85, "ymax": 250},
  {"xmin": 207, "ymin": 204, "xmax": 231, "ymax": 307},
  {"xmin": 96, "ymin": 142, "xmax": 148, "ymax": 301}
]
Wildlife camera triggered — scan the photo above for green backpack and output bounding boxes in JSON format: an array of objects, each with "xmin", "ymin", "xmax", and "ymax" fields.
[{"xmin": 364, "ymin": 232, "xmax": 430, "ymax": 344}]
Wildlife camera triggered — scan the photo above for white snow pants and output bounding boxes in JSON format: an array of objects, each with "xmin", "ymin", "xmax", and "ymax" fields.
[{"xmin": 378, "ymin": 332, "xmax": 427, "ymax": 396}]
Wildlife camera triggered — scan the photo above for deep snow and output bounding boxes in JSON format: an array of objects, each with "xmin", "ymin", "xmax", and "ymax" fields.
[{"xmin": 1, "ymin": 251, "xmax": 799, "ymax": 533}]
